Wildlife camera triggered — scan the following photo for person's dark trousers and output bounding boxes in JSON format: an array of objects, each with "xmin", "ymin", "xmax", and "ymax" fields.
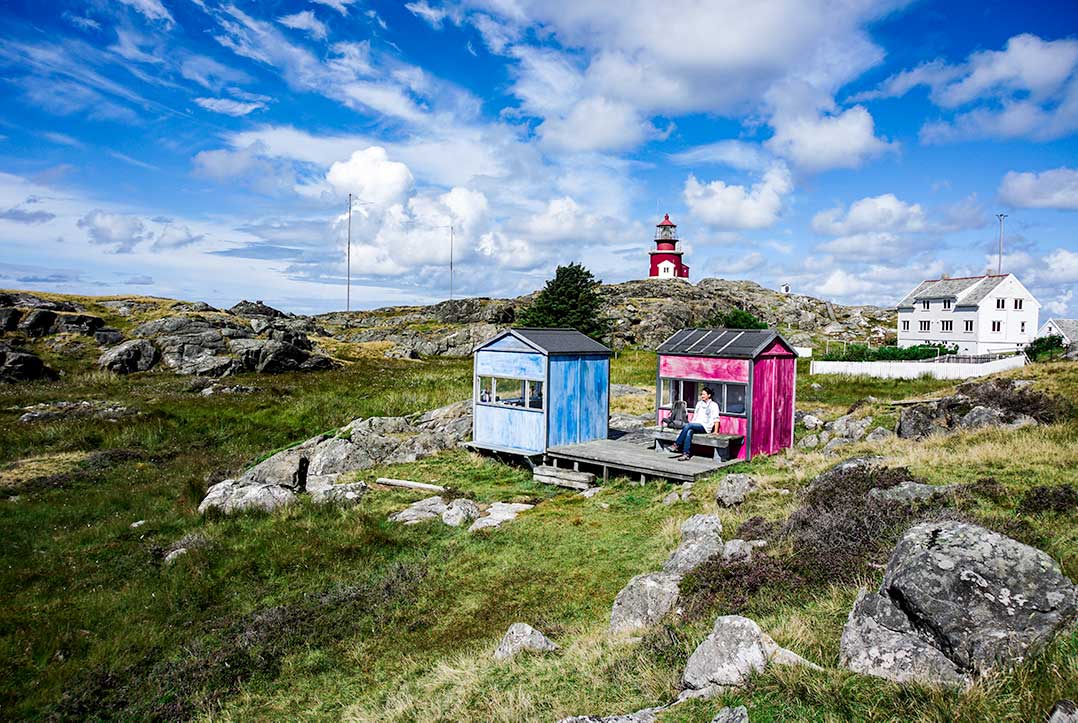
[{"xmin": 674, "ymin": 423, "xmax": 706, "ymax": 455}]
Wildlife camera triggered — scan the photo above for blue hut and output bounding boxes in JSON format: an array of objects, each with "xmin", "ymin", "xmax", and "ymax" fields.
[{"xmin": 471, "ymin": 328, "xmax": 612, "ymax": 455}]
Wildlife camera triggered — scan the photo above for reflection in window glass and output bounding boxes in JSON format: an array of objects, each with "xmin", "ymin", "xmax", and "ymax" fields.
[
  {"xmin": 528, "ymin": 381, "xmax": 544, "ymax": 409},
  {"xmin": 477, "ymin": 376, "xmax": 494, "ymax": 403},
  {"xmin": 660, "ymin": 379, "xmax": 673, "ymax": 407},
  {"xmin": 726, "ymin": 384, "xmax": 746, "ymax": 414},
  {"xmin": 496, "ymin": 377, "xmax": 525, "ymax": 406},
  {"xmin": 682, "ymin": 380, "xmax": 698, "ymax": 408}
]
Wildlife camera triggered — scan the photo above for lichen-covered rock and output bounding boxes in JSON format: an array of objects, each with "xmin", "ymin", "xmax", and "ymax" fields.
[
  {"xmin": 681, "ymin": 616, "xmax": 816, "ymax": 698},
  {"xmin": 711, "ymin": 707, "xmax": 749, "ymax": 723},
  {"xmin": 493, "ymin": 622, "xmax": 558, "ymax": 660},
  {"xmin": 469, "ymin": 501, "xmax": 533, "ymax": 531},
  {"xmin": 309, "ymin": 481, "xmax": 368, "ymax": 506},
  {"xmin": 197, "ymin": 480, "xmax": 298, "ymax": 514},
  {"xmin": 867, "ymin": 481, "xmax": 959, "ymax": 504},
  {"xmin": 715, "ymin": 474, "xmax": 755, "ymax": 507},
  {"xmin": 609, "ymin": 572, "xmax": 683, "ymax": 634},
  {"xmin": 558, "ymin": 707, "xmax": 663, "ymax": 723},
  {"xmin": 389, "ymin": 496, "xmax": 447, "ymax": 524},
  {"xmin": 840, "ymin": 521, "xmax": 1077, "ymax": 686},
  {"xmin": 442, "ymin": 498, "xmax": 480, "ymax": 526},
  {"xmin": 721, "ymin": 539, "xmax": 767, "ymax": 563},
  {"xmin": 663, "ymin": 514, "xmax": 724, "ymax": 574},
  {"xmin": 865, "ymin": 427, "xmax": 894, "ymax": 443},
  {"xmin": 802, "ymin": 414, "xmax": 823, "ymax": 430}
]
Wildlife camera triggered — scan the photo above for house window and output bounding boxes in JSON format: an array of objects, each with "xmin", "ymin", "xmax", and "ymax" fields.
[
  {"xmin": 901, "ymin": 320, "xmax": 910, "ymax": 331},
  {"xmin": 943, "ymin": 299, "xmax": 952, "ymax": 310},
  {"xmin": 941, "ymin": 320, "xmax": 953, "ymax": 332},
  {"xmin": 964, "ymin": 320, "xmax": 974, "ymax": 332},
  {"xmin": 991, "ymin": 321, "xmax": 1002, "ymax": 333},
  {"xmin": 996, "ymin": 298, "xmax": 1006, "ymax": 309},
  {"xmin": 919, "ymin": 320, "xmax": 930, "ymax": 331},
  {"xmin": 476, "ymin": 376, "xmax": 543, "ymax": 410},
  {"xmin": 1014, "ymin": 299, "xmax": 1023, "ymax": 310},
  {"xmin": 1021, "ymin": 321, "xmax": 1026, "ymax": 333},
  {"xmin": 921, "ymin": 300, "xmax": 930, "ymax": 310},
  {"xmin": 659, "ymin": 378, "xmax": 748, "ymax": 416}
]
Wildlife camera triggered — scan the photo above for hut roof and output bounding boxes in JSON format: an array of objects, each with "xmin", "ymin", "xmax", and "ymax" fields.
[
  {"xmin": 482, "ymin": 328, "xmax": 612, "ymax": 356},
  {"xmin": 657, "ymin": 328, "xmax": 795, "ymax": 359}
]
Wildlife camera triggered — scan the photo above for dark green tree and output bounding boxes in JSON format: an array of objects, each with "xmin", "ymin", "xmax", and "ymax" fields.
[
  {"xmin": 1026, "ymin": 334, "xmax": 1065, "ymax": 361},
  {"xmin": 705, "ymin": 308, "xmax": 768, "ymax": 329},
  {"xmin": 518, "ymin": 262, "xmax": 609, "ymax": 340}
]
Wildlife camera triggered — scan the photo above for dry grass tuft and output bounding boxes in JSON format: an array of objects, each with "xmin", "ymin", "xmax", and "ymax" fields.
[{"xmin": 0, "ymin": 451, "xmax": 90, "ymax": 490}]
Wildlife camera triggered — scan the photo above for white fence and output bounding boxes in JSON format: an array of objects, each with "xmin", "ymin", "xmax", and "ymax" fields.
[{"xmin": 809, "ymin": 354, "xmax": 1026, "ymax": 380}]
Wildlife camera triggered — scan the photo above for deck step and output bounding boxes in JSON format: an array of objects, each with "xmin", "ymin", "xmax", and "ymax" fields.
[{"xmin": 533, "ymin": 465, "xmax": 595, "ymax": 490}]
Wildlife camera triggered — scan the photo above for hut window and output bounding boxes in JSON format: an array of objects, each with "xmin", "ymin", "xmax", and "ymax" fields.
[
  {"xmin": 477, "ymin": 376, "xmax": 543, "ymax": 410},
  {"xmin": 724, "ymin": 384, "xmax": 746, "ymax": 414},
  {"xmin": 660, "ymin": 379, "xmax": 673, "ymax": 407}
]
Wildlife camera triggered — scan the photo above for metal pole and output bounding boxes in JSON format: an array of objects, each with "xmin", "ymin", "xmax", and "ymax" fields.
[
  {"xmin": 449, "ymin": 225, "xmax": 454, "ymax": 301},
  {"xmin": 996, "ymin": 213, "xmax": 1007, "ymax": 275},
  {"xmin": 347, "ymin": 192, "xmax": 352, "ymax": 312}
]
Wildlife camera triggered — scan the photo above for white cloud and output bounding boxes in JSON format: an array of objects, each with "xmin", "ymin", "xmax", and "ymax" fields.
[
  {"xmin": 179, "ymin": 55, "xmax": 252, "ymax": 90},
  {"xmin": 77, "ymin": 210, "xmax": 151, "ymax": 252},
  {"xmin": 108, "ymin": 28, "xmax": 163, "ymax": 65},
  {"xmin": 1043, "ymin": 289, "xmax": 1073, "ymax": 316},
  {"xmin": 62, "ymin": 12, "xmax": 102, "ymax": 31},
  {"xmin": 310, "ymin": 0, "xmax": 359, "ymax": 15},
  {"xmin": 669, "ymin": 140, "xmax": 769, "ymax": 171},
  {"xmin": 41, "ymin": 131, "xmax": 84, "ymax": 147},
  {"xmin": 812, "ymin": 194, "xmax": 927, "ymax": 235},
  {"xmin": 115, "ymin": 0, "xmax": 174, "ymax": 26},
  {"xmin": 999, "ymin": 167, "xmax": 1078, "ymax": 210},
  {"xmin": 406, "ymin": 1, "xmax": 449, "ymax": 28},
  {"xmin": 1043, "ymin": 248, "xmax": 1078, "ymax": 283},
  {"xmin": 538, "ymin": 96, "xmax": 653, "ymax": 152},
  {"xmin": 325, "ymin": 147, "xmax": 415, "ymax": 207},
  {"xmin": 278, "ymin": 10, "xmax": 328, "ymax": 41},
  {"xmin": 865, "ymin": 34, "xmax": 1078, "ymax": 144},
  {"xmin": 683, "ymin": 164, "xmax": 792, "ymax": 229},
  {"xmin": 195, "ymin": 97, "xmax": 266, "ymax": 116},
  {"xmin": 766, "ymin": 103, "xmax": 895, "ymax": 172}
]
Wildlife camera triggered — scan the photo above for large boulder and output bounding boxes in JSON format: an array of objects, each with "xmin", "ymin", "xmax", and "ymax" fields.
[
  {"xmin": 663, "ymin": 514, "xmax": 724, "ymax": 574},
  {"xmin": 442, "ymin": 498, "xmax": 480, "ymax": 526},
  {"xmin": 493, "ymin": 622, "xmax": 558, "ymax": 660},
  {"xmin": 0, "ymin": 343, "xmax": 58, "ymax": 383},
  {"xmin": 99, "ymin": 339, "xmax": 159, "ymax": 373},
  {"xmin": 389, "ymin": 496, "xmax": 448, "ymax": 524},
  {"xmin": 609, "ymin": 572, "xmax": 683, "ymax": 634},
  {"xmin": 17, "ymin": 309, "xmax": 57, "ymax": 337},
  {"xmin": 198, "ymin": 479, "xmax": 298, "ymax": 514},
  {"xmin": 52, "ymin": 313, "xmax": 105, "ymax": 335},
  {"xmin": 680, "ymin": 615, "xmax": 816, "ymax": 699},
  {"xmin": 230, "ymin": 299, "xmax": 286, "ymax": 317},
  {"xmin": 840, "ymin": 521, "xmax": 1077, "ymax": 686},
  {"xmin": 0, "ymin": 307, "xmax": 22, "ymax": 330},
  {"xmin": 469, "ymin": 502, "xmax": 533, "ymax": 531}
]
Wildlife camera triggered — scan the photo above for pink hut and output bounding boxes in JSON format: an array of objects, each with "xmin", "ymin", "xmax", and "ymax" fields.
[{"xmin": 656, "ymin": 329, "xmax": 797, "ymax": 460}]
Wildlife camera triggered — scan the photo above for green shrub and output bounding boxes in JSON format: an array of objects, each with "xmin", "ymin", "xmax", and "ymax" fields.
[
  {"xmin": 703, "ymin": 308, "xmax": 767, "ymax": 329},
  {"xmin": 821, "ymin": 343, "xmax": 957, "ymax": 361},
  {"xmin": 1026, "ymin": 334, "xmax": 1066, "ymax": 362}
]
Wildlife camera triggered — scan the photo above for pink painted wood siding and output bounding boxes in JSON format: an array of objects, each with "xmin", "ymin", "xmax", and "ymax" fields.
[
  {"xmin": 750, "ymin": 355, "xmax": 796, "ymax": 456},
  {"xmin": 657, "ymin": 409, "xmax": 748, "ymax": 460},
  {"xmin": 757, "ymin": 339, "xmax": 796, "ymax": 357},
  {"xmin": 658, "ymin": 355, "xmax": 749, "ymax": 382}
]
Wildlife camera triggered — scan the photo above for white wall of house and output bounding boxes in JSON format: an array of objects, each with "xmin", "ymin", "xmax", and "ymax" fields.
[
  {"xmin": 897, "ymin": 275, "xmax": 1039, "ymax": 355},
  {"xmin": 657, "ymin": 260, "xmax": 676, "ymax": 278},
  {"xmin": 1037, "ymin": 319, "xmax": 1074, "ymax": 345}
]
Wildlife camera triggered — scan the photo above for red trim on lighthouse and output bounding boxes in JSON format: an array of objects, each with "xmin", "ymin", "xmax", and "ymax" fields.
[
  {"xmin": 657, "ymin": 213, "xmax": 676, "ymax": 227},
  {"xmin": 649, "ymin": 213, "xmax": 689, "ymax": 279}
]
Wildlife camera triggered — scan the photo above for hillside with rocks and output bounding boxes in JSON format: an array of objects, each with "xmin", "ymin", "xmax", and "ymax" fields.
[{"xmin": 318, "ymin": 277, "xmax": 896, "ymax": 358}]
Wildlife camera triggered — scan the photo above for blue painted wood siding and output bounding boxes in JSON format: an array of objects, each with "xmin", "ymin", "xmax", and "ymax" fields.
[
  {"xmin": 473, "ymin": 404, "xmax": 545, "ymax": 453},
  {"xmin": 475, "ymin": 350, "xmax": 545, "ymax": 380},
  {"xmin": 481, "ymin": 334, "xmax": 538, "ymax": 353},
  {"xmin": 546, "ymin": 354, "xmax": 609, "ymax": 447}
]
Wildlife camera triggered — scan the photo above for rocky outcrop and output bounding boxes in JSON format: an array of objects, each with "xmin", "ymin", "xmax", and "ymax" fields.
[
  {"xmin": 99, "ymin": 339, "xmax": 159, "ymax": 373},
  {"xmin": 442, "ymin": 498, "xmax": 480, "ymax": 526},
  {"xmin": 840, "ymin": 521, "xmax": 1077, "ymax": 687},
  {"xmin": 229, "ymin": 299, "xmax": 286, "ymax": 318},
  {"xmin": 16, "ymin": 400, "xmax": 134, "ymax": 424},
  {"xmin": 897, "ymin": 378, "xmax": 1065, "ymax": 440},
  {"xmin": 679, "ymin": 615, "xmax": 817, "ymax": 700},
  {"xmin": 200, "ymin": 400, "xmax": 472, "ymax": 514},
  {"xmin": 469, "ymin": 502, "xmax": 534, "ymax": 531},
  {"xmin": 0, "ymin": 343, "xmax": 57, "ymax": 383},
  {"xmin": 493, "ymin": 622, "xmax": 558, "ymax": 660},
  {"xmin": 799, "ymin": 413, "xmax": 874, "ymax": 452},
  {"xmin": 0, "ymin": 291, "xmax": 82, "ymax": 312},
  {"xmin": 389, "ymin": 496, "xmax": 448, "ymax": 524}
]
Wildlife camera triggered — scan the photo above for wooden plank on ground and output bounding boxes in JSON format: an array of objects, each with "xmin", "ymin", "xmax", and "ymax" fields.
[
  {"xmin": 533, "ymin": 474, "xmax": 591, "ymax": 490},
  {"xmin": 533, "ymin": 465, "xmax": 595, "ymax": 484},
  {"xmin": 375, "ymin": 477, "xmax": 446, "ymax": 492}
]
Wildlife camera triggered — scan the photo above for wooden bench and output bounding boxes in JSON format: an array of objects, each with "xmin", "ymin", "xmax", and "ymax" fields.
[{"xmin": 653, "ymin": 430, "xmax": 743, "ymax": 461}]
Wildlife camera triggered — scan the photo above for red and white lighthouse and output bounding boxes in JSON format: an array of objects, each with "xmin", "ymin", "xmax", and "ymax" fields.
[{"xmin": 649, "ymin": 214, "xmax": 689, "ymax": 279}]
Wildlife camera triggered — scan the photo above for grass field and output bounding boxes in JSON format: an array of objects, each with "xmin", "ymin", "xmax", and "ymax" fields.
[{"xmin": 0, "ymin": 346, "xmax": 1074, "ymax": 721}]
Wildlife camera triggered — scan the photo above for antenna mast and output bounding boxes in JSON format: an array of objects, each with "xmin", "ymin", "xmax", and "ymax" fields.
[
  {"xmin": 346, "ymin": 193, "xmax": 352, "ymax": 311},
  {"xmin": 996, "ymin": 212, "xmax": 1007, "ymax": 275},
  {"xmin": 449, "ymin": 225, "xmax": 454, "ymax": 301}
]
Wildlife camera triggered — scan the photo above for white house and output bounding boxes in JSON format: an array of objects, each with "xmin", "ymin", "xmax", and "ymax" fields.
[
  {"xmin": 896, "ymin": 273, "xmax": 1040, "ymax": 355},
  {"xmin": 1037, "ymin": 318, "xmax": 1078, "ymax": 346}
]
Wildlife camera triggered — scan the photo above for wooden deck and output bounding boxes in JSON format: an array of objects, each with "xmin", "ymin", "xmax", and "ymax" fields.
[{"xmin": 545, "ymin": 439, "xmax": 737, "ymax": 483}]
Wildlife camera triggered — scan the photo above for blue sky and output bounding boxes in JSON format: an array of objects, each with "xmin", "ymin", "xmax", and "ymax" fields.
[{"xmin": 1, "ymin": 0, "xmax": 1076, "ymax": 316}]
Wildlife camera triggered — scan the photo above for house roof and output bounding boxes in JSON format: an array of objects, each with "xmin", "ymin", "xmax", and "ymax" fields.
[
  {"xmin": 502, "ymin": 328, "xmax": 612, "ymax": 356},
  {"xmin": 1045, "ymin": 318, "xmax": 1078, "ymax": 341},
  {"xmin": 657, "ymin": 328, "xmax": 795, "ymax": 359},
  {"xmin": 897, "ymin": 274, "xmax": 1009, "ymax": 308}
]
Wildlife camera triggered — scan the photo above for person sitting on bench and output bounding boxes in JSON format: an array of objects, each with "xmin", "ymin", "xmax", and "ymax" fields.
[{"xmin": 672, "ymin": 386, "xmax": 720, "ymax": 461}]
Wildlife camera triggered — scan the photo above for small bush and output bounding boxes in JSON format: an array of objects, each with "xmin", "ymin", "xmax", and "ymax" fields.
[
  {"xmin": 703, "ymin": 308, "xmax": 767, "ymax": 330},
  {"xmin": 1025, "ymin": 334, "xmax": 1065, "ymax": 362},
  {"xmin": 1018, "ymin": 484, "xmax": 1078, "ymax": 514},
  {"xmin": 821, "ymin": 343, "xmax": 957, "ymax": 362}
]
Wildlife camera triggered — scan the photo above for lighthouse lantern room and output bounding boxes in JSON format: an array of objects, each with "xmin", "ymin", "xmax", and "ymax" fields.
[{"xmin": 649, "ymin": 214, "xmax": 690, "ymax": 279}]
